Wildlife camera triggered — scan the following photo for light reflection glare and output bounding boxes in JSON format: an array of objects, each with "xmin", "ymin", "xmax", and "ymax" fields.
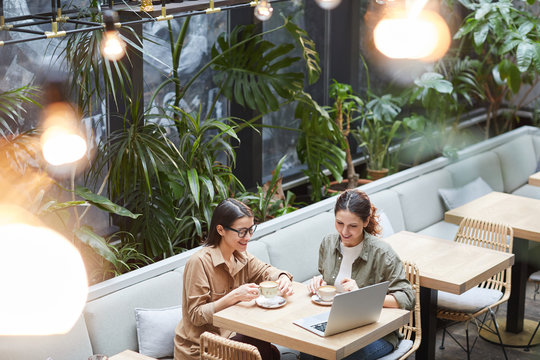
[
  {"xmin": 100, "ymin": 31, "xmax": 126, "ymax": 61},
  {"xmin": 42, "ymin": 127, "xmax": 87, "ymax": 166},
  {"xmin": 254, "ymin": 0, "xmax": 273, "ymax": 21},
  {"xmin": 315, "ymin": 0, "xmax": 342, "ymax": 10},
  {"xmin": 0, "ymin": 218, "xmax": 88, "ymax": 335},
  {"xmin": 40, "ymin": 102, "xmax": 87, "ymax": 166},
  {"xmin": 374, "ymin": 10, "xmax": 450, "ymax": 61}
]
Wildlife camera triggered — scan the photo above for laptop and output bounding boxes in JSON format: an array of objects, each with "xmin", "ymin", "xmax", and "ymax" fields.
[{"xmin": 293, "ymin": 281, "xmax": 390, "ymax": 337}]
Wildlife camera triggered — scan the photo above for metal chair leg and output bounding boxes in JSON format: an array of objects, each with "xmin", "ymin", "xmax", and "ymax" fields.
[
  {"xmin": 465, "ymin": 324, "xmax": 471, "ymax": 360},
  {"xmin": 488, "ymin": 308, "xmax": 508, "ymax": 360},
  {"xmin": 440, "ymin": 327, "xmax": 446, "ymax": 350},
  {"xmin": 524, "ymin": 320, "xmax": 540, "ymax": 352}
]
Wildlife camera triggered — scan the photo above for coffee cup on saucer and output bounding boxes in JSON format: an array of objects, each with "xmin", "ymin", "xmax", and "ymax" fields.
[
  {"xmin": 259, "ymin": 280, "xmax": 279, "ymax": 299},
  {"xmin": 317, "ymin": 285, "xmax": 337, "ymax": 302}
]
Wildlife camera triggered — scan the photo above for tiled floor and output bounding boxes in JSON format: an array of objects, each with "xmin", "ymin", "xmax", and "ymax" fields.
[{"xmin": 413, "ymin": 281, "xmax": 540, "ymax": 359}]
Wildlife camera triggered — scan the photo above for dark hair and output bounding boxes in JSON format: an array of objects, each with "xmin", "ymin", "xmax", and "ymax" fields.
[
  {"xmin": 334, "ymin": 189, "xmax": 381, "ymax": 236},
  {"xmin": 204, "ymin": 198, "xmax": 254, "ymax": 247}
]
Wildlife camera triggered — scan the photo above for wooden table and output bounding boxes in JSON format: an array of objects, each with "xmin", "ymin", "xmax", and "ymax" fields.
[
  {"xmin": 109, "ymin": 350, "xmax": 157, "ymax": 360},
  {"xmin": 213, "ymin": 282, "xmax": 410, "ymax": 360},
  {"xmin": 529, "ymin": 171, "xmax": 540, "ymax": 186},
  {"xmin": 383, "ymin": 231, "xmax": 514, "ymax": 360},
  {"xmin": 445, "ymin": 192, "xmax": 540, "ymax": 335}
]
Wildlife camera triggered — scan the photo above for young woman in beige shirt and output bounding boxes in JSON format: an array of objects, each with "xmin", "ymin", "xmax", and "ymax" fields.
[{"xmin": 174, "ymin": 198, "xmax": 294, "ymax": 360}]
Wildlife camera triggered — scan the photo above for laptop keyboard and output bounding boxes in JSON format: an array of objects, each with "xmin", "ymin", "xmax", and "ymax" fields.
[{"xmin": 312, "ymin": 322, "xmax": 327, "ymax": 333}]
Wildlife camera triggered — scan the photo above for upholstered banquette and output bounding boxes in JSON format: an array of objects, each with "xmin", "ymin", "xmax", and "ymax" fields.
[{"xmin": 2, "ymin": 126, "xmax": 539, "ymax": 360}]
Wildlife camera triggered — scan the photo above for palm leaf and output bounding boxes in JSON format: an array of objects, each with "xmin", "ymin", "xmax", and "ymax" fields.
[{"xmin": 211, "ymin": 24, "xmax": 304, "ymax": 114}]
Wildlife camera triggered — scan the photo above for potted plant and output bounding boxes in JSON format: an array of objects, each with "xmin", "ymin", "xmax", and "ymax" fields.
[
  {"xmin": 352, "ymin": 93, "xmax": 402, "ymax": 180},
  {"xmin": 326, "ymin": 80, "xmax": 370, "ymax": 189}
]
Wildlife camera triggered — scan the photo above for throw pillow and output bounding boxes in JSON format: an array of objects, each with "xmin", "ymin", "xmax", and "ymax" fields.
[
  {"xmin": 438, "ymin": 177, "xmax": 493, "ymax": 210},
  {"xmin": 135, "ymin": 305, "xmax": 182, "ymax": 359},
  {"xmin": 378, "ymin": 211, "xmax": 395, "ymax": 239}
]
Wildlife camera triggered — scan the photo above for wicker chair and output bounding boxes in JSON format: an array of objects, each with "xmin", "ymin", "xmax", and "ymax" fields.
[
  {"xmin": 200, "ymin": 331, "xmax": 262, "ymax": 360},
  {"xmin": 437, "ymin": 217, "xmax": 513, "ymax": 360},
  {"xmin": 379, "ymin": 261, "xmax": 421, "ymax": 360}
]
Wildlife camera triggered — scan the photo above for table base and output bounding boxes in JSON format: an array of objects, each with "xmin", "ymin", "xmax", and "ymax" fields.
[{"xmin": 479, "ymin": 318, "xmax": 540, "ymax": 348}]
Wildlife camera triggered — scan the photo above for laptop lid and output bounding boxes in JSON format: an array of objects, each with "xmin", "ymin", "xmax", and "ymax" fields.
[{"xmin": 293, "ymin": 281, "xmax": 390, "ymax": 337}]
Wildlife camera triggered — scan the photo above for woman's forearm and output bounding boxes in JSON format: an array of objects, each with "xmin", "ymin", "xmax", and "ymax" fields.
[
  {"xmin": 383, "ymin": 294, "xmax": 399, "ymax": 308},
  {"xmin": 213, "ymin": 291, "xmax": 241, "ymax": 313}
]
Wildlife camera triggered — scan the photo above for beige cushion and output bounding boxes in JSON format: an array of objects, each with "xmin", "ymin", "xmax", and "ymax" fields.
[
  {"xmin": 438, "ymin": 177, "xmax": 493, "ymax": 210},
  {"xmin": 391, "ymin": 169, "xmax": 453, "ymax": 232},
  {"xmin": 370, "ymin": 189, "xmax": 406, "ymax": 233},
  {"xmin": 493, "ymin": 135, "xmax": 537, "ymax": 192},
  {"xmin": 378, "ymin": 339, "xmax": 414, "ymax": 360},
  {"xmin": 445, "ymin": 152, "xmax": 503, "ymax": 192},
  {"xmin": 260, "ymin": 211, "xmax": 334, "ymax": 282},
  {"xmin": 438, "ymin": 287, "xmax": 502, "ymax": 313},
  {"xmin": 135, "ymin": 305, "xmax": 182, "ymax": 358}
]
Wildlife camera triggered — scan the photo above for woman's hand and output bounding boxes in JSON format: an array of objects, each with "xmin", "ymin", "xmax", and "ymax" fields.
[
  {"xmin": 277, "ymin": 274, "xmax": 294, "ymax": 296},
  {"xmin": 307, "ymin": 275, "xmax": 326, "ymax": 294},
  {"xmin": 233, "ymin": 283, "xmax": 261, "ymax": 302},
  {"xmin": 340, "ymin": 278, "xmax": 359, "ymax": 292}
]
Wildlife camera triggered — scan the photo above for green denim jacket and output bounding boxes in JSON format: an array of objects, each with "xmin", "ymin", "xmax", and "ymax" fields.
[{"xmin": 318, "ymin": 232, "xmax": 415, "ymax": 349}]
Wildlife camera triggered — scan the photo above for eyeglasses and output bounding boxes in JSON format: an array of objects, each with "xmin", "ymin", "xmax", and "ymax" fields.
[{"xmin": 224, "ymin": 224, "xmax": 257, "ymax": 238}]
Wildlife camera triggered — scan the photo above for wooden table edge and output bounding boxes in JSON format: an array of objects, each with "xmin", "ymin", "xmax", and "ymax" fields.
[{"xmin": 529, "ymin": 171, "xmax": 540, "ymax": 186}]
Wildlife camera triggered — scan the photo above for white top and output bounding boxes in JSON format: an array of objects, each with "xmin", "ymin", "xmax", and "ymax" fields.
[{"xmin": 335, "ymin": 241, "xmax": 364, "ymax": 292}]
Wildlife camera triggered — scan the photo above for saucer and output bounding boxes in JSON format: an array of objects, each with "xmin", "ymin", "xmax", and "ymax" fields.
[
  {"xmin": 255, "ymin": 295, "xmax": 287, "ymax": 309},
  {"xmin": 311, "ymin": 294, "xmax": 333, "ymax": 306}
]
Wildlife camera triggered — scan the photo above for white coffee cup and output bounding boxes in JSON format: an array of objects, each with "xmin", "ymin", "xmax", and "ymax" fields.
[
  {"xmin": 317, "ymin": 285, "xmax": 337, "ymax": 302},
  {"xmin": 259, "ymin": 281, "xmax": 279, "ymax": 299}
]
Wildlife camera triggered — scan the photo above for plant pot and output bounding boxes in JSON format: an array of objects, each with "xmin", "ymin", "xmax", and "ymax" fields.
[
  {"xmin": 367, "ymin": 168, "xmax": 389, "ymax": 181},
  {"xmin": 326, "ymin": 178, "xmax": 372, "ymax": 195}
]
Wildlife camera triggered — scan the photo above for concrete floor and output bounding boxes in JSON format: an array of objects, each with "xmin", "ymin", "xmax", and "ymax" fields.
[{"xmin": 413, "ymin": 281, "xmax": 540, "ymax": 360}]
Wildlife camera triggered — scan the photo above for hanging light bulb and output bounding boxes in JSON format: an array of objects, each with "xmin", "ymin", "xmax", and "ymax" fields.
[
  {"xmin": 40, "ymin": 76, "xmax": 87, "ymax": 167},
  {"xmin": 373, "ymin": 2, "xmax": 450, "ymax": 61},
  {"xmin": 0, "ymin": 205, "xmax": 88, "ymax": 335},
  {"xmin": 315, "ymin": 0, "xmax": 342, "ymax": 10},
  {"xmin": 100, "ymin": 10, "xmax": 125, "ymax": 61},
  {"xmin": 254, "ymin": 0, "xmax": 273, "ymax": 21}
]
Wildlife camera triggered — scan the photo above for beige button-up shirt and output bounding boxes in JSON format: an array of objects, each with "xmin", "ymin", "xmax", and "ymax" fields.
[{"xmin": 174, "ymin": 245, "xmax": 292, "ymax": 360}]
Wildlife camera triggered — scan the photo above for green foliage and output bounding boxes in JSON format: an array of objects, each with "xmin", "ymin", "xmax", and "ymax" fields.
[
  {"xmin": 402, "ymin": 57, "xmax": 485, "ymax": 163},
  {"xmin": 453, "ymin": 0, "xmax": 540, "ymax": 135},
  {"xmin": 34, "ymin": 180, "xmax": 149, "ymax": 284},
  {"xmin": 89, "ymin": 104, "xmax": 184, "ymax": 257},
  {"xmin": 237, "ymin": 155, "xmax": 297, "ymax": 222},
  {"xmin": 53, "ymin": 1, "xmax": 133, "ymax": 116},
  {"xmin": 0, "ymin": 85, "xmax": 40, "ymax": 139},
  {"xmin": 353, "ymin": 93, "xmax": 402, "ymax": 171},
  {"xmin": 211, "ymin": 24, "xmax": 304, "ymax": 114},
  {"xmin": 295, "ymin": 92, "xmax": 346, "ymax": 202},
  {"xmin": 283, "ymin": 18, "xmax": 321, "ymax": 85},
  {"xmin": 168, "ymin": 106, "xmax": 246, "ymax": 248},
  {"xmin": 327, "ymin": 80, "xmax": 364, "ymax": 185}
]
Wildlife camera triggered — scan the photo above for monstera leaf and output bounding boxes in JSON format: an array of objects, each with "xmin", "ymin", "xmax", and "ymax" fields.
[{"xmin": 211, "ymin": 24, "xmax": 304, "ymax": 114}]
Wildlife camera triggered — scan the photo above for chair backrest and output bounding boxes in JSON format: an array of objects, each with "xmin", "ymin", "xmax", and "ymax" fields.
[
  {"xmin": 200, "ymin": 332, "xmax": 262, "ymax": 360},
  {"xmin": 400, "ymin": 261, "xmax": 421, "ymax": 359},
  {"xmin": 454, "ymin": 217, "xmax": 513, "ymax": 296}
]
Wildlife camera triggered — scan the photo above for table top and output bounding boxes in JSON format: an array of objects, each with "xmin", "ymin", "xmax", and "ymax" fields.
[
  {"xmin": 109, "ymin": 350, "xmax": 157, "ymax": 360},
  {"xmin": 529, "ymin": 171, "xmax": 540, "ymax": 187},
  {"xmin": 444, "ymin": 191, "xmax": 540, "ymax": 242},
  {"xmin": 383, "ymin": 231, "xmax": 515, "ymax": 294},
  {"xmin": 213, "ymin": 282, "xmax": 410, "ymax": 360}
]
